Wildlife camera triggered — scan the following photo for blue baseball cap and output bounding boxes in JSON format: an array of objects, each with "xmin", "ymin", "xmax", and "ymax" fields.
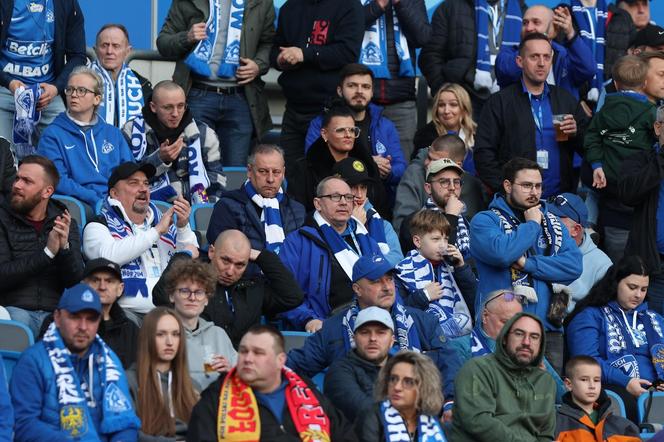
[
  {"xmin": 352, "ymin": 254, "xmax": 394, "ymax": 283},
  {"xmin": 548, "ymin": 193, "xmax": 588, "ymax": 227},
  {"xmin": 57, "ymin": 283, "xmax": 102, "ymax": 315}
]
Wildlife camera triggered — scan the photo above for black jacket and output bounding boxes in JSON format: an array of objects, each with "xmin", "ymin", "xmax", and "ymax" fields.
[
  {"xmin": 474, "ymin": 82, "xmax": 589, "ymax": 194},
  {"xmin": 0, "ymin": 198, "xmax": 83, "ymax": 311},
  {"xmin": 187, "ymin": 371, "xmax": 359, "ymax": 442},
  {"xmin": 604, "ymin": 4, "xmax": 637, "ymax": 83},
  {"xmin": 0, "ymin": 138, "xmax": 15, "ymax": 199}
]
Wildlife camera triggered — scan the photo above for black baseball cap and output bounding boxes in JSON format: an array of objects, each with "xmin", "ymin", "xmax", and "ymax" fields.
[
  {"xmin": 108, "ymin": 162, "xmax": 156, "ymax": 190},
  {"xmin": 332, "ymin": 157, "xmax": 372, "ymax": 187},
  {"xmin": 630, "ymin": 24, "xmax": 664, "ymax": 48},
  {"xmin": 83, "ymin": 258, "xmax": 122, "ymax": 281}
]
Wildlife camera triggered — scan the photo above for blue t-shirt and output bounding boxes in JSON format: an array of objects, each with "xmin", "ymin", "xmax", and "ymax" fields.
[
  {"xmin": 254, "ymin": 380, "xmax": 288, "ymax": 423},
  {"xmin": 0, "ymin": 0, "xmax": 55, "ymax": 84}
]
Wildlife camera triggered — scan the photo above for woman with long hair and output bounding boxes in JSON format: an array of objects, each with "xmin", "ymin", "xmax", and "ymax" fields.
[
  {"xmin": 127, "ymin": 307, "xmax": 199, "ymax": 441},
  {"xmin": 355, "ymin": 350, "xmax": 447, "ymax": 441}
]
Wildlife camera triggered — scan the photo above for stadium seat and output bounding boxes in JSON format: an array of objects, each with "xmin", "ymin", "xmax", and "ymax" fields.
[
  {"xmin": 605, "ymin": 389, "xmax": 627, "ymax": 418},
  {"xmin": 0, "ymin": 350, "xmax": 21, "ymax": 382},
  {"xmin": 312, "ymin": 371, "xmax": 326, "ymax": 393},
  {"xmin": 282, "ymin": 331, "xmax": 312, "ymax": 353},
  {"xmin": 638, "ymin": 391, "xmax": 664, "ymax": 425},
  {"xmin": 53, "ymin": 194, "xmax": 88, "ymax": 234},
  {"xmin": 0, "ymin": 319, "xmax": 34, "ymax": 353},
  {"xmin": 190, "ymin": 203, "xmax": 214, "ymax": 250},
  {"xmin": 95, "ymin": 198, "xmax": 171, "ymax": 215},
  {"xmin": 224, "ymin": 167, "xmax": 247, "ymax": 191}
]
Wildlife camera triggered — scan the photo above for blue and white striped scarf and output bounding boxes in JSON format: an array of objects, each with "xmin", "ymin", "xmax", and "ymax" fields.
[
  {"xmin": 395, "ymin": 249, "xmax": 472, "ymax": 337},
  {"xmin": 424, "ymin": 197, "xmax": 471, "ymax": 258},
  {"xmin": 359, "ymin": 1, "xmax": 415, "ymax": 79},
  {"xmin": 90, "ymin": 61, "xmax": 144, "ymax": 128},
  {"xmin": 380, "ymin": 400, "xmax": 447, "ymax": 442},
  {"xmin": 470, "ymin": 325, "xmax": 494, "ymax": 357},
  {"xmin": 12, "ymin": 84, "xmax": 41, "ymax": 160},
  {"xmin": 475, "ymin": 0, "xmax": 522, "ymax": 91},
  {"xmin": 366, "ymin": 204, "xmax": 390, "ymax": 256},
  {"xmin": 244, "ymin": 179, "xmax": 285, "ymax": 254},
  {"xmin": 571, "ymin": 0, "xmax": 606, "ymax": 95}
]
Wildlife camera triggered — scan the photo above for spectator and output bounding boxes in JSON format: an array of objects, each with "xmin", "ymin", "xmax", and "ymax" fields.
[
  {"xmin": 643, "ymin": 51, "xmax": 664, "ymax": 105},
  {"xmin": 548, "ymin": 193, "xmax": 612, "ymax": 311},
  {"xmin": 0, "ymin": 155, "xmax": 83, "ymax": 337},
  {"xmin": 205, "ymin": 144, "xmax": 305, "ymax": 256},
  {"xmin": 280, "ymin": 176, "xmax": 383, "ymax": 331},
  {"xmin": 122, "ymin": 80, "xmax": 224, "ymax": 204},
  {"xmin": 305, "ymin": 63, "xmax": 407, "ymax": 199},
  {"xmin": 187, "ymin": 324, "xmax": 359, "ymax": 441},
  {"xmin": 83, "ymin": 162, "xmax": 198, "ymax": 323},
  {"xmin": 565, "ymin": 255, "xmax": 664, "ymax": 422},
  {"xmin": 555, "ymin": 355, "xmax": 641, "ymax": 441},
  {"xmin": 269, "ymin": 0, "xmax": 363, "ymax": 168},
  {"xmin": 570, "ymin": 0, "xmax": 608, "ymax": 103},
  {"xmin": 605, "ymin": 0, "xmax": 652, "ymax": 79},
  {"xmin": 165, "ymin": 258, "xmax": 237, "ymax": 390},
  {"xmin": 470, "ymin": 157, "xmax": 581, "ymax": 373},
  {"xmin": 91, "ymin": 24, "xmax": 152, "ymax": 128},
  {"xmin": 10, "ymin": 283, "xmax": 140, "ymax": 441},
  {"xmin": 474, "ymin": 33, "xmax": 589, "ymax": 198},
  {"xmin": 450, "ymin": 312, "xmax": 556, "ymax": 441},
  {"xmin": 0, "ymin": 0, "xmax": 86, "ymax": 149},
  {"xmin": 419, "ymin": 0, "xmax": 524, "ymax": 119},
  {"xmin": 0, "ymin": 354, "xmax": 12, "ymax": 442},
  {"xmin": 0, "ymin": 137, "xmax": 15, "ymax": 198},
  {"xmin": 356, "ymin": 351, "xmax": 446, "ymax": 441},
  {"xmin": 324, "ymin": 306, "xmax": 395, "ymax": 422},
  {"xmin": 395, "ymin": 209, "xmax": 475, "ymax": 338},
  {"xmin": 495, "ymin": 4, "xmax": 595, "ymax": 100},
  {"xmin": 157, "ymin": 0, "xmax": 275, "ymax": 167},
  {"xmin": 332, "ymin": 157, "xmax": 403, "ymax": 266},
  {"xmin": 126, "ymin": 307, "xmax": 199, "ymax": 441},
  {"xmin": 37, "ymin": 66, "xmax": 135, "ymax": 208}
]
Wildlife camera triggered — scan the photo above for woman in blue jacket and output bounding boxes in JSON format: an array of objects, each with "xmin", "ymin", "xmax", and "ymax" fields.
[{"xmin": 566, "ymin": 255, "xmax": 664, "ymax": 422}]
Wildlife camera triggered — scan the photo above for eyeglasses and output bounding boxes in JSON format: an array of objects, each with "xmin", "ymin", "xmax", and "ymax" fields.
[
  {"xmin": 484, "ymin": 290, "xmax": 525, "ymax": 307},
  {"xmin": 548, "ymin": 195, "xmax": 581, "ymax": 224},
  {"xmin": 156, "ymin": 103, "xmax": 187, "ymax": 113},
  {"xmin": 64, "ymin": 86, "xmax": 97, "ymax": 97},
  {"xmin": 332, "ymin": 126, "xmax": 361, "ymax": 138},
  {"xmin": 512, "ymin": 181, "xmax": 543, "ymax": 192},
  {"xmin": 176, "ymin": 288, "xmax": 208, "ymax": 300},
  {"xmin": 429, "ymin": 178, "xmax": 463, "ymax": 188},
  {"xmin": 317, "ymin": 193, "xmax": 355, "ymax": 202},
  {"xmin": 510, "ymin": 329, "xmax": 541, "ymax": 343},
  {"xmin": 388, "ymin": 374, "xmax": 418, "ymax": 389}
]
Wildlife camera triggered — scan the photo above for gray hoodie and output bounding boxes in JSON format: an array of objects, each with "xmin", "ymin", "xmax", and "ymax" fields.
[{"xmin": 186, "ymin": 317, "xmax": 237, "ymax": 389}]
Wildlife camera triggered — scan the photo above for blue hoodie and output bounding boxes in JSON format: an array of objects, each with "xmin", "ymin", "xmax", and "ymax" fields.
[
  {"xmin": 38, "ymin": 112, "xmax": 134, "ymax": 207},
  {"xmin": 0, "ymin": 354, "xmax": 13, "ymax": 442}
]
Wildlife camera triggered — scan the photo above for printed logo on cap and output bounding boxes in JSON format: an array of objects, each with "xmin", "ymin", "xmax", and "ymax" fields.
[
  {"xmin": 353, "ymin": 160, "xmax": 365, "ymax": 172},
  {"xmin": 81, "ymin": 290, "xmax": 94, "ymax": 303}
]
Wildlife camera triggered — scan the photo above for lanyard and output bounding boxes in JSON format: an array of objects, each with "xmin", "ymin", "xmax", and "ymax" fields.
[
  {"xmin": 528, "ymin": 93, "xmax": 544, "ymax": 133},
  {"xmin": 225, "ymin": 289, "xmax": 235, "ymax": 314}
]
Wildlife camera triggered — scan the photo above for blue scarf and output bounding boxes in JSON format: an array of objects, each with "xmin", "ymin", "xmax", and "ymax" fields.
[
  {"xmin": 12, "ymin": 84, "xmax": 42, "ymax": 160},
  {"xmin": 43, "ymin": 322, "xmax": 139, "ymax": 440},
  {"xmin": 90, "ymin": 61, "xmax": 144, "ymax": 128},
  {"xmin": 395, "ymin": 249, "xmax": 472, "ymax": 338},
  {"xmin": 474, "ymin": 0, "xmax": 522, "ymax": 91},
  {"xmin": 359, "ymin": 1, "xmax": 415, "ymax": 79},
  {"xmin": 424, "ymin": 198, "xmax": 471, "ymax": 259},
  {"xmin": 571, "ymin": 0, "xmax": 606, "ymax": 93},
  {"xmin": 244, "ymin": 180, "xmax": 285, "ymax": 254},
  {"xmin": 470, "ymin": 324, "xmax": 495, "ymax": 357},
  {"xmin": 366, "ymin": 204, "xmax": 390, "ymax": 256},
  {"xmin": 184, "ymin": 0, "xmax": 244, "ymax": 79},
  {"xmin": 380, "ymin": 400, "xmax": 447, "ymax": 442}
]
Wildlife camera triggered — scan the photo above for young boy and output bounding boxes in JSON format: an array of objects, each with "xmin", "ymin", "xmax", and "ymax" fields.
[
  {"xmin": 555, "ymin": 356, "xmax": 641, "ymax": 441},
  {"xmin": 395, "ymin": 209, "xmax": 476, "ymax": 338}
]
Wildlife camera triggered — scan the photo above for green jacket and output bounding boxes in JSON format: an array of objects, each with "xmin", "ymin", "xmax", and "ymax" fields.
[
  {"xmin": 156, "ymin": 0, "xmax": 274, "ymax": 139},
  {"xmin": 449, "ymin": 312, "xmax": 557, "ymax": 442},
  {"xmin": 584, "ymin": 93, "xmax": 656, "ymax": 184}
]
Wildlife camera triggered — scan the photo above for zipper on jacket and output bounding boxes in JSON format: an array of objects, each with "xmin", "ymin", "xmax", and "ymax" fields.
[{"xmin": 316, "ymin": 255, "xmax": 324, "ymax": 294}]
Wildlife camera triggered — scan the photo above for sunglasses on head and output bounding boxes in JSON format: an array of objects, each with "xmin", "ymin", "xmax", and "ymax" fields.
[
  {"xmin": 548, "ymin": 195, "xmax": 581, "ymax": 224},
  {"xmin": 484, "ymin": 290, "xmax": 525, "ymax": 307}
]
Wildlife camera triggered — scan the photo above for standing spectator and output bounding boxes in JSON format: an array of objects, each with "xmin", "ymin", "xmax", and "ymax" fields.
[
  {"xmin": 122, "ymin": 80, "xmax": 224, "ymax": 204},
  {"xmin": 419, "ymin": 0, "xmax": 524, "ymax": 119},
  {"xmin": 269, "ymin": 0, "xmax": 364, "ymax": 168},
  {"xmin": 474, "ymin": 33, "xmax": 588, "ymax": 198},
  {"xmin": 10, "ymin": 283, "xmax": 140, "ymax": 441},
  {"xmin": 0, "ymin": 137, "xmax": 15, "ymax": 198},
  {"xmin": 0, "ymin": 155, "xmax": 83, "ymax": 337},
  {"xmin": 91, "ymin": 24, "xmax": 152, "ymax": 128},
  {"xmin": 643, "ymin": 52, "xmax": 664, "ymax": 106},
  {"xmin": 0, "ymin": 354, "xmax": 13, "ymax": 442},
  {"xmin": 0, "ymin": 0, "xmax": 86, "ymax": 145},
  {"xmin": 157, "ymin": 0, "xmax": 276, "ymax": 166},
  {"xmin": 605, "ymin": 0, "xmax": 652, "ymax": 79},
  {"xmin": 37, "ymin": 67, "xmax": 135, "ymax": 208},
  {"xmin": 570, "ymin": 0, "xmax": 608, "ymax": 103}
]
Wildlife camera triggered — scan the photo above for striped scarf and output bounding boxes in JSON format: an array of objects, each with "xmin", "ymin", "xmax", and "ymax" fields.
[
  {"xmin": 366, "ymin": 205, "xmax": 390, "ymax": 256},
  {"xmin": 244, "ymin": 180, "xmax": 285, "ymax": 254},
  {"xmin": 90, "ymin": 61, "xmax": 144, "ymax": 128},
  {"xmin": 424, "ymin": 198, "xmax": 470, "ymax": 258},
  {"xmin": 571, "ymin": 0, "xmax": 606, "ymax": 95},
  {"xmin": 380, "ymin": 400, "xmax": 447, "ymax": 442}
]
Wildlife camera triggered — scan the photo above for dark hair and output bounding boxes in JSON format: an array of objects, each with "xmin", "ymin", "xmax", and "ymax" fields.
[
  {"xmin": 244, "ymin": 324, "xmax": 286, "ymax": 354},
  {"xmin": 19, "ymin": 155, "xmax": 60, "ymax": 188},
  {"xmin": 501, "ymin": 157, "xmax": 542, "ymax": 183},
  {"xmin": 339, "ymin": 63, "xmax": 374, "ymax": 86},
  {"xmin": 565, "ymin": 355, "xmax": 600, "ymax": 379},
  {"xmin": 565, "ymin": 255, "xmax": 650, "ymax": 326},
  {"xmin": 518, "ymin": 32, "xmax": 552, "ymax": 55},
  {"xmin": 430, "ymin": 134, "xmax": 467, "ymax": 161},
  {"xmin": 95, "ymin": 23, "xmax": 130, "ymax": 45},
  {"xmin": 640, "ymin": 51, "xmax": 664, "ymax": 66},
  {"xmin": 321, "ymin": 104, "xmax": 355, "ymax": 128}
]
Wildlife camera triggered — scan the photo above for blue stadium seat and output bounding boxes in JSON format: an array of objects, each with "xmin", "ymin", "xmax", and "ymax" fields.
[
  {"xmin": 282, "ymin": 331, "xmax": 312, "ymax": 353},
  {"xmin": 605, "ymin": 389, "xmax": 627, "ymax": 418},
  {"xmin": 95, "ymin": 198, "xmax": 171, "ymax": 215},
  {"xmin": 638, "ymin": 391, "xmax": 664, "ymax": 425},
  {"xmin": 224, "ymin": 167, "xmax": 247, "ymax": 191},
  {"xmin": 0, "ymin": 319, "xmax": 34, "ymax": 353},
  {"xmin": 190, "ymin": 203, "xmax": 214, "ymax": 250},
  {"xmin": 0, "ymin": 350, "xmax": 21, "ymax": 382},
  {"xmin": 312, "ymin": 371, "xmax": 326, "ymax": 393},
  {"xmin": 53, "ymin": 194, "xmax": 88, "ymax": 235}
]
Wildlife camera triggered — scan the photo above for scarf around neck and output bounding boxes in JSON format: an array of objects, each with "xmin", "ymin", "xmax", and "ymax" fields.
[
  {"xmin": 244, "ymin": 179, "xmax": 285, "ymax": 254},
  {"xmin": 571, "ymin": 0, "xmax": 606, "ymax": 91},
  {"xmin": 424, "ymin": 198, "xmax": 470, "ymax": 258},
  {"xmin": 90, "ymin": 61, "xmax": 144, "ymax": 128},
  {"xmin": 380, "ymin": 400, "xmax": 447, "ymax": 442}
]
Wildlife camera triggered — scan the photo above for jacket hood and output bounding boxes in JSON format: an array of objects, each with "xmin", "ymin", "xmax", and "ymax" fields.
[
  {"xmin": 559, "ymin": 389, "xmax": 611, "ymax": 420},
  {"xmin": 598, "ymin": 93, "xmax": 654, "ymax": 131},
  {"xmin": 494, "ymin": 312, "xmax": 547, "ymax": 370},
  {"xmin": 50, "ymin": 111, "xmax": 105, "ymax": 137},
  {"xmin": 187, "ymin": 317, "xmax": 215, "ymax": 337}
]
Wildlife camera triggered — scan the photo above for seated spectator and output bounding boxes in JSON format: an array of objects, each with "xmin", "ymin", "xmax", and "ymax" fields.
[
  {"xmin": 10, "ymin": 283, "xmax": 140, "ymax": 441},
  {"xmin": 0, "ymin": 138, "xmax": 15, "ymax": 199},
  {"xmin": 91, "ymin": 24, "xmax": 152, "ymax": 128},
  {"xmin": 305, "ymin": 63, "xmax": 407, "ymax": 199},
  {"xmin": 121, "ymin": 80, "xmax": 224, "ymax": 204},
  {"xmin": 187, "ymin": 325, "xmax": 358, "ymax": 441},
  {"xmin": 280, "ymin": 176, "xmax": 383, "ymax": 332},
  {"xmin": 449, "ymin": 312, "xmax": 557, "ymax": 441},
  {"xmin": 37, "ymin": 66, "xmax": 134, "ymax": 208},
  {"xmin": 324, "ymin": 306, "xmax": 395, "ymax": 422},
  {"xmin": 395, "ymin": 209, "xmax": 475, "ymax": 338},
  {"xmin": 565, "ymin": 255, "xmax": 664, "ymax": 422},
  {"xmin": 83, "ymin": 162, "xmax": 198, "ymax": 323},
  {"xmin": 412, "ymin": 83, "xmax": 477, "ymax": 173},
  {"xmin": 165, "ymin": 258, "xmax": 237, "ymax": 390},
  {"xmin": 0, "ymin": 155, "xmax": 83, "ymax": 337},
  {"xmin": 126, "ymin": 307, "xmax": 199, "ymax": 441},
  {"xmin": 555, "ymin": 355, "xmax": 641, "ymax": 441},
  {"xmin": 332, "ymin": 157, "xmax": 403, "ymax": 266},
  {"xmin": 355, "ymin": 351, "xmax": 446, "ymax": 441},
  {"xmin": 206, "ymin": 144, "xmax": 305, "ymax": 258},
  {"xmin": 548, "ymin": 193, "xmax": 612, "ymax": 311},
  {"xmin": 0, "ymin": 354, "xmax": 12, "ymax": 442}
]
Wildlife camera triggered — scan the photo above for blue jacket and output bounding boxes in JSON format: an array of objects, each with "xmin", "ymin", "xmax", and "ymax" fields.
[
  {"xmin": 495, "ymin": 38, "xmax": 596, "ymax": 100},
  {"xmin": 10, "ymin": 340, "xmax": 138, "ymax": 442},
  {"xmin": 38, "ymin": 113, "xmax": 135, "ymax": 207},
  {"xmin": 0, "ymin": 354, "xmax": 12, "ymax": 442},
  {"xmin": 567, "ymin": 301, "xmax": 664, "ymax": 388},
  {"xmin": 470, "ymin": 194, "xmax": 582, "ymax": 331},
  {"xmin": 279, "ymin": 221, "xmax": 383, "ymax": 329}
]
